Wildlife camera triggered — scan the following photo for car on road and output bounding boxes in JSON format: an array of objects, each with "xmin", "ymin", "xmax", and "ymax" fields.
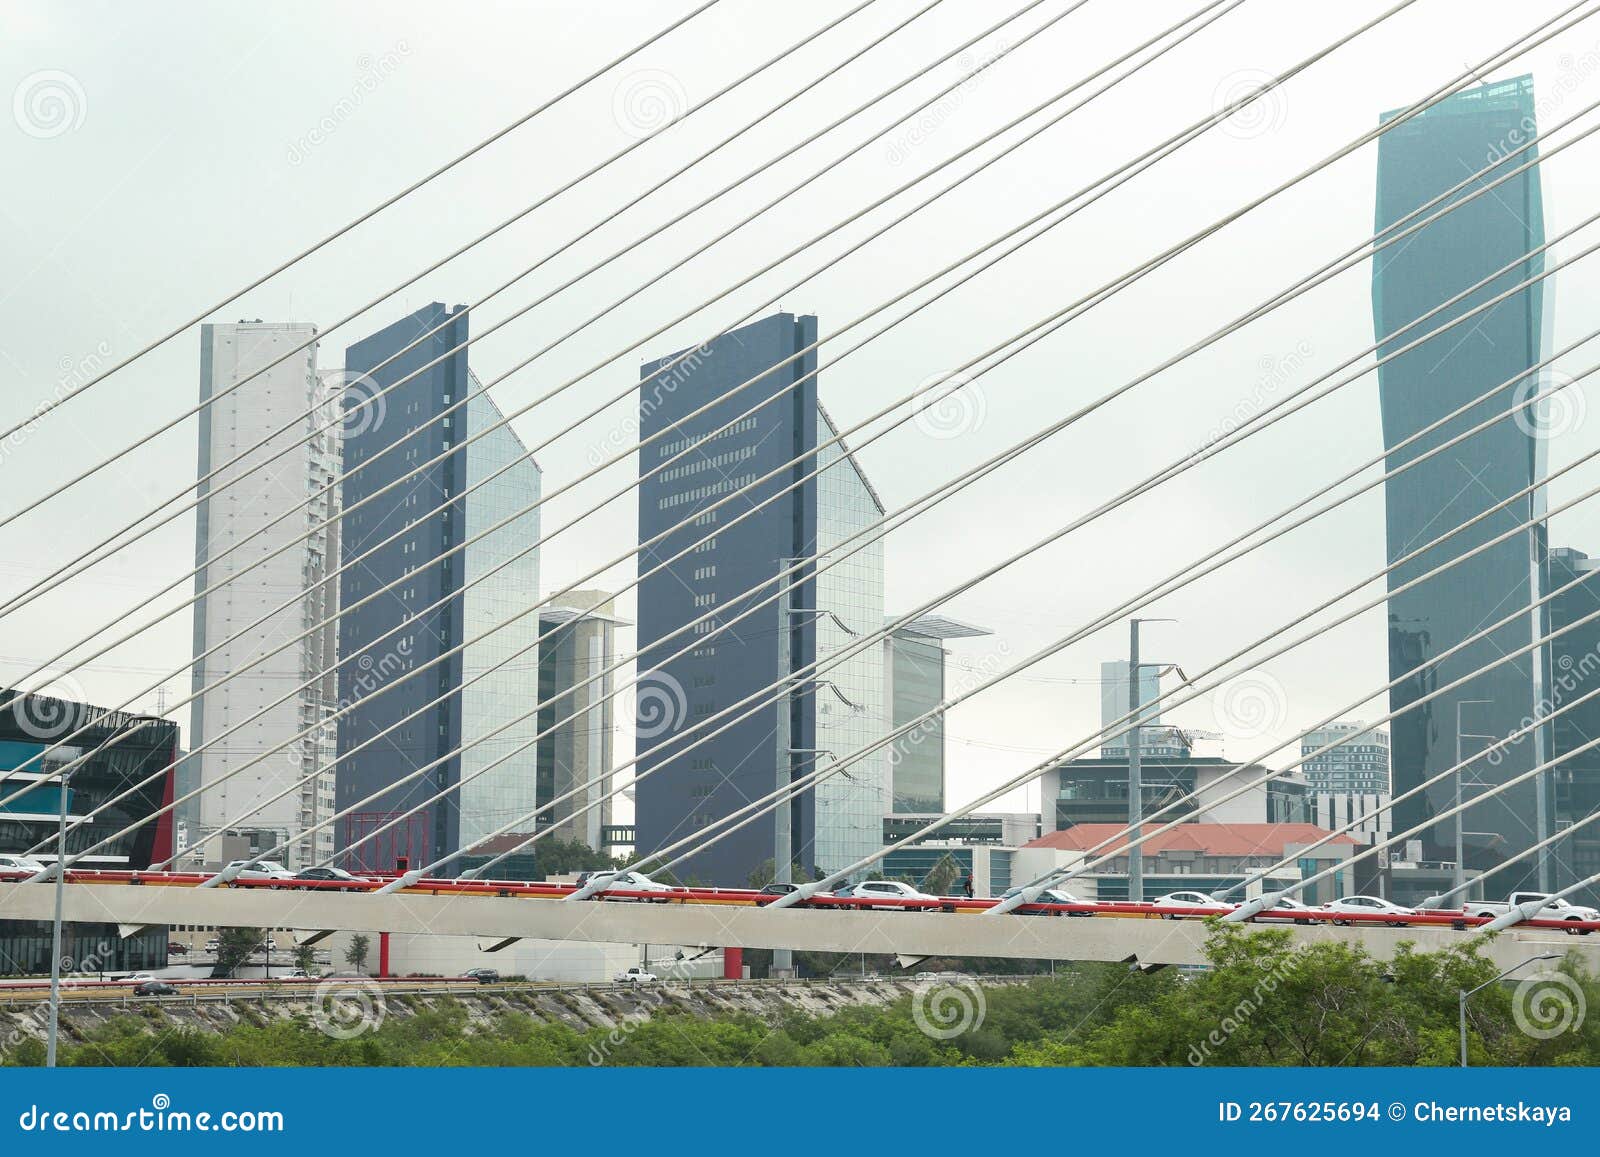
[
  {"xmin": 204, "ymin": 938, "xmax": 219, "ymax": 953},
  {"xmin": 463, "ymin": 968, "xmax": 500, "ymax": 984},
  {"xmin": 222, "ymin": 860, "xmax": 296, "ymax": 883},
  {"xmin": 1252, "ymin": 895, "xmax": 1321, "ymax": 925},
  {"xmin": 616, "ymin": 966, "xmax": 659, "ymax": 985},
  {"xmin": 295, "ymin": 866, "xmax": 374, "ymax": 891},
  {"xmin": 756, "ymin": 882, "xmax": 834, "ymax": 903},
  {"xmin": 120, "ymin": 973, "xmax": 157, "ymax": 985},
  {"xmin": 841, "ymin": 880, "xmax": 939, "ymax": 911},
  {"xmin": 576, "ymin": 870, "xmax": 677, "ymax": 902},
  {"xmin": 133, "ymin": 981, "xmax": 178, "ymax": 997},
  {"xmin": 999, "ymin": 886, "xmax": 1093, "ymax": 916},
  {"xmin": 167, "ymin": 940, "xmax": 187, "ymax": 954},
  {"xmin": 1464, "ymin": 891, "xmax": 1599, "ymax": 935},
  {"xmin": 1150, "ymin": 891, "xmax": 1231, "ymax": 919},
  {"xmin": 1323, "ymin": 895, "xmax": 1415, "ymax": 926},
  {"xmin": 0, "ymin": 854, "xmax": 45, "ymax": 876}
]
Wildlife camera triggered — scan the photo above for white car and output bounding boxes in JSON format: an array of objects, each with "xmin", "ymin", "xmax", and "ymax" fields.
[
  {"xmin": 844, "ymin": 880, "xmax": 938, "ymax": 910},
  {"xmin": 121, "ymin": 973, "xmax": 157, "ymax": 985},
  {"xmin": 204, "ymin": 938, "xmax": 220, "ymax": 953},
  {"xmin": 1324, "ymin": 895, "xmax": 1415, "ymax": 926},
  {"xmin": 1252, "ymin": 895, "xmax": 1321, "ymax": 925},
  {"xmin": 0, "ymin": 854, "xmax": 45, "ymax": 874},
  {"xmin": 579, "ymin": 870, "xmax": 677, "ymax": 902},
  {"xmin": 222, "ymin": 860, "xmax": 296, "ymax": 883},
  {"xmin": 615, "ymin": 966, "xmax": 659, "ymax": 985},
  {"xmin": 1151, "ymin": 891, "xmax": 1231, "ymax": 919}
]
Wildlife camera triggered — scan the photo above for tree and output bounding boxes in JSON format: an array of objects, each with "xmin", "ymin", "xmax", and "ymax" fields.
[
  {"xmin": 920, "ymin": 853, "xmax": 962, "ymax": 898},
  {"xmin": 533, "ymin": 838, "xmax": 626, "ymax": 878},
  {"xmin": 345, "ymin": 933, "xmax": 371, "ymax": 975},
  {"xmin": 293, "ymin": 942, "xmax": 317, "ymax": 974},
  {"xmin": 211, "ymin": 927, "xmax": 266, "ymax": 979}
]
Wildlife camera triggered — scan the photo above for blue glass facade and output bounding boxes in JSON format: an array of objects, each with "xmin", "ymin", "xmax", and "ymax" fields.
[
  {"xmin": 336, "ymin": 305, "xmax": 541, "ymax": 871},
  {"xmin": 634, "ymin": 314, "xmax": 886, "ymax": 885},
  {"xmin": 1372, "ymin": 76, "xmax": 1552, "ymax": 889}
]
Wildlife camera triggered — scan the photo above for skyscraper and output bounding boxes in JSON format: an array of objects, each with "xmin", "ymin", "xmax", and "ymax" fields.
[
  {"xmin": 1372, "ymin": 76, "xmax": 1552, "ymax": 888},
  {"xmin": 1546, "ymin": 547, "xmax": 1600, "ymax": 900},
  {"xmin": 536, "ymin": 589, "xmax": 622, "ymax": 850},
  {"xmin": 884, "ymin": 614, "xmax": 991, "ymax": 814},
  {"xmin": 336, "ymin": 305, "xmax": 541, "ymax": 872},
  {"xmin": 1301, "ymin": 722, "xmax": 1391, "ymax": 795},
  {"xmin": 188, "ymin": 321, "xmax": 340, "ymax": 868},
  {"xmin": 634, "ymin": 313, "xmax": 887, "ymax": 885}
]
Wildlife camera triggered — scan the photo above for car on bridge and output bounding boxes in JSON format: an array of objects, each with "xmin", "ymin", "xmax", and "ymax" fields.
[
  {"xmin": 295, "ymin": 866, "xmax": 375, "ymax": 891},
  {"xmin": 1150, "ymin": 890, "xmax": 1233, "ymax": 918},
  {"xmin": 616, "ymin": 966, "xmax": 659, "ymax": 985},
  {"xmin": 1464, "ymin": 891, "xmax": 1599, "ymax": 935},
  {"xmin": 133, "ymin": 980, "xmax": 178, "ymax": 997},
  {"xmin": 0, "ymin": 854, "xmax": 46, "ymax": 879},
  {"xmin": 998, "ymin": 886, "xmax": 1093, "ymax": 915},
  {"xmin": 222, "ymin": 860, "xmax": 296, "ymax": 884},
  {"xmin": 1323, "ymin": 895, "xmax": 1415, "ymax": 926},
  {"xmin": 1250, "ymin": 895, "xmax": 1321, "ymax": 925},
  {"xmin": 576, "ymin": 869, "xmax": 678, "ymax": 902},
  {"xmin": 463, "ymin": 968, "xmax": 500, "ymax": 984},
  {"xmin": 840, "ymin": 880, "xmax": 939, "ymax": 910}
]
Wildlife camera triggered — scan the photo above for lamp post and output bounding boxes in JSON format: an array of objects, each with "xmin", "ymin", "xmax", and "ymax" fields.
[{"xmin": 1458, "ymin": 953, "xmax": 1559, "ymax": 1066}]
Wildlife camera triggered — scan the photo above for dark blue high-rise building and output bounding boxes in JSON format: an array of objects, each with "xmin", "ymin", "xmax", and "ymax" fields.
[
  {"xmin": 1372, "ymin": 76, "xmax": 1552, "ymax": 891},
  {"xmin": 336, "ymin": 304, "xmax": 542, "ymax": 872},
  {"xmin": 635, "ymin": 314, "xmax": 887, "ymax": 886}
]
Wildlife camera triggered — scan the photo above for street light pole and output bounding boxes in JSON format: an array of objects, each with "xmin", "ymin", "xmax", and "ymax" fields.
[
  {"xmin": 1458, "ymin": 953, "xmax": 1559, "ymax": 1066},
  {"xmin": 45, "ymin": 761, "xmax": 71, "ymax": 1068}
]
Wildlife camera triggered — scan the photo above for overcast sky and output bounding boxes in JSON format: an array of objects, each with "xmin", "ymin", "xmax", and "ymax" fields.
[{"xmin": 5, "ymin": 0, "xmax": 1600, "ymax": 821}]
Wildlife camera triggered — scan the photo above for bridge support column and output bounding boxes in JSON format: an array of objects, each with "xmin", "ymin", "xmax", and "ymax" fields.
[
  {"xmin": 723, "ymin": 947, "xmax": 742, "ymax": 980},
  {"xmin": 378, "ymin": 931, "xmax": 390, "ymax": 978}
]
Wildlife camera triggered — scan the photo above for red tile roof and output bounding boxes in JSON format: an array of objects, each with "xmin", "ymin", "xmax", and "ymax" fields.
[{"xmin": 1022, "ymin": 822, "xmax": 1356, "ymax": 858}]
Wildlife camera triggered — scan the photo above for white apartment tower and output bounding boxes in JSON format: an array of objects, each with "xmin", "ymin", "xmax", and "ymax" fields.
[{"xmin": 188, "ymin": 321, "xmax": 340, "ymax": 867}]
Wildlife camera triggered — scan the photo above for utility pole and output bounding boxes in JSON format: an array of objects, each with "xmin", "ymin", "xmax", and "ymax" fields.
[{"xmin": 1127, "ymin": 621, "xmax": 1143, "ymax": 904}]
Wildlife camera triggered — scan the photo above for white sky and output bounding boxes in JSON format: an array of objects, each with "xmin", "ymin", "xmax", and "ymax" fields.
[{"xmin": 5, "ymin": 0, "xmax": 1600, "ymax": 823}]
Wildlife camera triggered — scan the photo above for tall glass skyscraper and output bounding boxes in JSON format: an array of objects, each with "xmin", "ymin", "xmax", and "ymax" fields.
[
  {"xmin": 1372, "ymin": 76, "xmax": 1552, "ymax": 888},
  {"xmin": 1546, "ymin": 547, "xmax": 1600, "ymax": 901},
  {"xmin": 634, "ymin": 314, "xmax": 888, "ymax": 885},
  {"xmin": 336, "ymin": 305, "xmax": 541, "ymax": 872}
]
